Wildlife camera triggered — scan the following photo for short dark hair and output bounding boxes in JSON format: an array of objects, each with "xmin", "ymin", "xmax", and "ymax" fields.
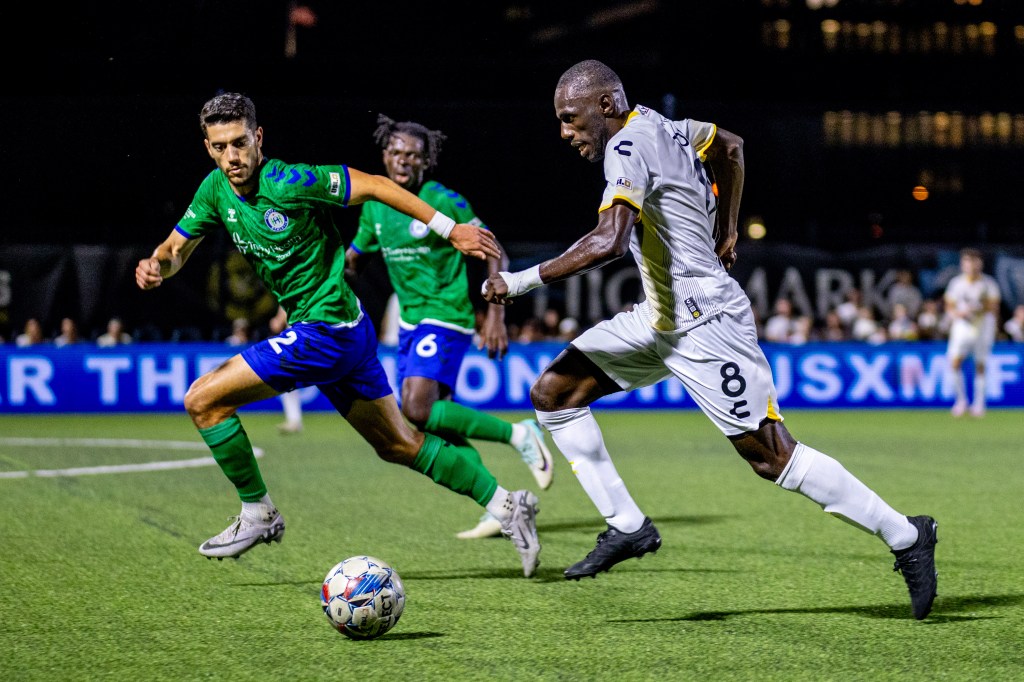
[
  {"xmin": 373, "ymin": 114, "xmax": 446, "ymax": 170},
  {"xmin": 557, "ymin": 59, "xmax": 624, "ymax": 97},
  {"xmin": 199, "ymin": 92, "xmax": 257, "ymax": 137},
  {"xmin": 960, "ymin": 247, "xmax": 983, "ymax": 262}
]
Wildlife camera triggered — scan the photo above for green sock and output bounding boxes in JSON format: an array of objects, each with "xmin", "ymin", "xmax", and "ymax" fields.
[
  {"xmin": 411, "ymin": 433, "xmax": 498, "ymax": 506},
  {"xmin": 198, "ymin": 415, "xmax": 267, "ymax": 503},
  {"xmin": 424, "ymin": 401, "xmax": 514, "ymax": 443}
]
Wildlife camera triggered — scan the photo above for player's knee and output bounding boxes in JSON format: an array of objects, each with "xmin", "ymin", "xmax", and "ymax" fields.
[
  {"xmin": 530, "ymin": 374, "xmax": 557, "ymax": 411},
  {"xmin": 729, "ymin": 421, "xmax": 796, "ymax": 482},
  {"xmin": 401, "ymin": 401, "xmax": 431, "ymax": 431},
  {"xmin": 183, "ymin": 383, "xmax": 209, "ymax": 420}
]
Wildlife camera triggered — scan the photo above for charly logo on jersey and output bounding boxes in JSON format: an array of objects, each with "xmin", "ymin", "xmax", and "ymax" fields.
[
  {"xmin": 684, "ymin": 297, "xmax": 702, "ymax": 319},
  {"xmin": 409, "ymin": 219, "xmax": 429, "ymax": 238},
  {"xmin": 264, "ymin": 209, "xmax": 289, "ymax": 232}
]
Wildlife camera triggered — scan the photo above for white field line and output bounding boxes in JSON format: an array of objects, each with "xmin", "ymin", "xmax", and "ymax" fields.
[{"xmin": 0, "ymin": 438, "xmax": 263, "ymax": 479}]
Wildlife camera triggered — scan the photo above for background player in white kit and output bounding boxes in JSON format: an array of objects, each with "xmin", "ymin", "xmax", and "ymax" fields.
[
  {"xmin": 483, "ymin": 59, "xmax": 939, "ymax": 619},
  {"xmin": 943, "ymin": 248, "xmax": 1001, "ymax": 418}
]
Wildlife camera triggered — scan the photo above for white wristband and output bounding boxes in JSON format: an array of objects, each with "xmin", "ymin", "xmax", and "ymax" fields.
[
  {"xmin": 499, "ymin": 265, "xmax": 544, "ymax": 298},
  {"xmin": 426, "ymin": 212, "xmax": 456, "ymax": 239}
]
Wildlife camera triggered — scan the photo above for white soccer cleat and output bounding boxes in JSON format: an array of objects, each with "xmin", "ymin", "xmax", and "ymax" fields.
[
  {"xmin": 514, "ymin": 419, "xmax": 554, "ymax": 490},
  {"xmin": 455, "ymin": 512, "xmax": 503, "ymax": 540},
  {"xmin": 277, "ymin": 421, "xmax": 303, "ymax": 435},
  {"xmin": 969, "ymin": 404, "xmax": 985, "ymax": 418},
  {"xmin": 198, "ymin": 509, "xmax": 286, "ymax": 560},
  {"xmin": 501, "ymin": 490, "xmax": 541, "ymax": 577}
]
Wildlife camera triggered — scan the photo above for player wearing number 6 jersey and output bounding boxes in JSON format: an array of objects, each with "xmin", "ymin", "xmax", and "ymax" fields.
[
  {"xmin": 346, "ymin": 115, "xmax": 555, "ymax": 541},
  {"xmin": 135, "ymin": 93, "xmax": 541, "ymax": 577},
  {"xmin": 483, "ymin": 60, "xmax": 939, "ymax": 617}
]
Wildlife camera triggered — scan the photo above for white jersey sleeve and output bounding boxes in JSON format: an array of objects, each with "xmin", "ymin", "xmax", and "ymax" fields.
[{"xmin": 594, "ymin": 106, "xmax": 749, "ymax": 333}]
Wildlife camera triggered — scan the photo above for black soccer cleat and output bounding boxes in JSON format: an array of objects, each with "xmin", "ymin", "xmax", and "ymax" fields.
[
  {"xmin": 564, "ymin": 517, "xmax": 662, "ymax": 580},
  {"xmin": 891, "ymin": 515, "xmax": 939, "ymax": 620}
]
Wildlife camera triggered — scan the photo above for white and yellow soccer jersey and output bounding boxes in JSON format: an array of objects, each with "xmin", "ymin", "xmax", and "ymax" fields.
[
  {"xmin": 599, "ymin": 105, "xmax": 749, "ymax": 333},
  {"xmin": 944, "ymin": 273, "xmax": 1000, "ymax": 331}
]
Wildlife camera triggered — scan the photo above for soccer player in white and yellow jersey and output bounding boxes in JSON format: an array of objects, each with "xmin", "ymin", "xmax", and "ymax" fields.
[
  {"xmin": 484, "ymin": 60, "xmax": 939, "ymax": 619},
  {"xmin": 943, "ymin": 248, "xmax": 1001, "ymax": 417}
]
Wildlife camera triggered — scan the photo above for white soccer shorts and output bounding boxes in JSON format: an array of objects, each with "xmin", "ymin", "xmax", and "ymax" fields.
[
  {"xmin": 571, "ymin": 301, "xmax": 782, "ymax": 436},
  {"xmin": 947, "ymin": 319, "xmax": 995, "ymax": 362}
]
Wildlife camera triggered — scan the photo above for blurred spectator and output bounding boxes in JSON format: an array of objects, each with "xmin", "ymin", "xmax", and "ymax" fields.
[
  {"xmin": 821, "ymin": 310, "xmax": 847, "ymax": 341},
  {"xmin": 763, "ymin": 298, "xmax": 795, "ymax": 342},
  {"xmin": 557, "ymin": 317, "xmax": 580, "ymax": 342},
  {"xmin": 851, "ymin": 306, "xmax": 886, "ymax": 344},
  {"xmin": 517, "ymin": 317, "xmax": 546, "ymax": 343},
  {"xmin": 916, "ymin": 299, "xmax": 943, "ymax": 340},
  {"xmin": 53, "ymin": 318, "xmax": 81, "ymax": 347},
  {"xmin": 97, "ymin": 317, "xmax": 133, "ymax": 347},
  {"xmin": 835, "ymin": 288, "xmax": 862, "ymax": 330},
  {"xmin": 15, "ymin": 318, "xmax": 46, "ymax": 347},
  {"xmin": 225, "ymin": 318, "xmax": 252, "ymax": 346},
  {"xmin": 887, "ymin": 303, "xmax": 919, "ymax": 341},
  {"xmin": 1004, "ymin": 304, "xmax": 1024, "ymax": 342},
  {"xmin": 542, "ymin": 308, "xmax": 562, "ymax": 338},
  {"xmin": 789, "ymin": 316, "xmax": 814, "ymax": 344},
  {"xmin": 887, "ymin": 269, "xmax": 923, "ymax": 319}
]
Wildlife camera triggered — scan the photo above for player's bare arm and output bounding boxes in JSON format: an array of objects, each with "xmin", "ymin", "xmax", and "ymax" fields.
[
  {"xmin": 343, "ymin": 247, "xmax": 368, "ymax": 287},
  {"xmin": 345, "ymin": 168, "xmax": 499, "ymax": 261},
  {"xmin": 704, "ymin": 128, "xmax": 744, "ymax": 270},
  {"xmin": 135, "ymin": 230, "xmax": 204, "ymax": 290},
  {"xmin": 482, "ymin": 202, "xmax": 636, "ymax": 305},
  {"xmin": 479, "ymin": 237, "xmax": 511, "ymax": 358}
]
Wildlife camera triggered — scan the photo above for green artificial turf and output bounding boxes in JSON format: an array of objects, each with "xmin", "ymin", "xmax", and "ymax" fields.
[{"xmin": 2, "ymin": 409, "xmax": 1022, "ymax": 681}]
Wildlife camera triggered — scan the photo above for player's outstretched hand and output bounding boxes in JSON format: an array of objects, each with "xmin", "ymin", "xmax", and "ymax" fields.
[
  {"xmin": 450, "ymin": 224, "xmax": 500, "ymax": 261},
  {"xmin": 135, "ymin": 257, "xmax": 163, "ymax": 290},
  {"xmin": 481, "ymin": 273, "xmax": 512, "ymax": 305}
]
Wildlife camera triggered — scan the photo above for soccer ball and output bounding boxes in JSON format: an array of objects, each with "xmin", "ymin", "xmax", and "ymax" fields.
[{"xmin": 320, "ymin": 555, "xmax": 405, "ymax": 640}]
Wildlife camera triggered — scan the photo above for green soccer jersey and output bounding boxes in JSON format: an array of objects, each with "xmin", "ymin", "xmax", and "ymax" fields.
[
  {"xmin": 352, "ymin": 180, "xmax": 484, "ymax": 331},
  {"xmin": 176, "ymin": 158, "xmax": 361, "ymax": 325}
]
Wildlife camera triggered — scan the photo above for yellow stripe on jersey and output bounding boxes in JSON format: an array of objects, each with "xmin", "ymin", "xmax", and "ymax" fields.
[
  {"xmin": 598, "ymin": 195, "xmax": 643, "ymax": 215},
  {"xmin": 693, "ymin": 123, "xmax": 718, "ymax": 162},
  {"xmin": 624, "ymin": 110, "xmax": 641, "ymax": 127},
  {"xmin": 766, "ymin": 395, "xmax": 782, "ymax": 422},
  {"xmin": 638, "ymin": 213, "xmax": 677, "ymax": 331}
]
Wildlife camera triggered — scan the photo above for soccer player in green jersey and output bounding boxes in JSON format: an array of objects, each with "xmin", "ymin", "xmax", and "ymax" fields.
[
  {"xmin": 135, "ymin": 93, "xmax": 541, "ymax": 576},
  {"xmin": 345, "ymin": 115, "xmax": 555, "ymax": 540}
]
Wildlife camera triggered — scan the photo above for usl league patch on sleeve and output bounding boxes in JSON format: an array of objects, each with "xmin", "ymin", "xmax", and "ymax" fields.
[{"xmin": 329, "ymin": 172, "xmax": 341, "ymax": 196}]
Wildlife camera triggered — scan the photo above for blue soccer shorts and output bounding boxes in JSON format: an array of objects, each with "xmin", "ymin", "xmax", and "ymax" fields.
[
  {"xmin": 241, "ymin": 314, "xmax": 392, "ymax": 415},
  {"xmin": 396, "ymin": 322, "xmax": 473, "ymax": 392}
]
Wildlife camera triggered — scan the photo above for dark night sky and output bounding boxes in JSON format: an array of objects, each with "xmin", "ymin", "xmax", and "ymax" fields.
[{"xmin": 4, "ymin": 0, "xmax": 1024, "ymax": 250}]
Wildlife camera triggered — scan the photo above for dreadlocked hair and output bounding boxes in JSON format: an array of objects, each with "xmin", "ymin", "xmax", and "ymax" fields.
[{"xmin": 373, "ymin": 114, "xmax": 447, "ymax": 170}]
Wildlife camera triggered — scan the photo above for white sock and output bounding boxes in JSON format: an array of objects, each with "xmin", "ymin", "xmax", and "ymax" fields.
[
  {"xmin": 777, "ymin": 443, "xmax": 918, "ymax": 551},
  {"xmin": 241, "ymin": 494, "xmax": 277, "ymax": 522},
  {"xmin": 485, "ymin": 486, "xmax": 513, "ymax": 523},
  {"xmin": 537, "ymin": 407, "xmax": 645, "ymax": 533},
  {"xmin": 953, "ymin": 370, "xmax": 967, "ymax": 404},
  {"xmin": 281, "ymin": 390, "xmax": 303, "ymax": 425},
  {"xmin": 973, "ymin": 373, "xmax": 986, "ymax": 408},
  {"xmin": 509, "ymin": 422, "xmax": 529, "ymax": 448}
]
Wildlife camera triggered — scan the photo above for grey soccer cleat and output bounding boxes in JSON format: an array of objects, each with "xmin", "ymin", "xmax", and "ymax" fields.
[
  {"xmin": 199, "ymin": 510, "xmax": 286, "ymax": 560},
  {"xmin": 501, "ymin": 490, "xmax": 541, "ymax": 577}
]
